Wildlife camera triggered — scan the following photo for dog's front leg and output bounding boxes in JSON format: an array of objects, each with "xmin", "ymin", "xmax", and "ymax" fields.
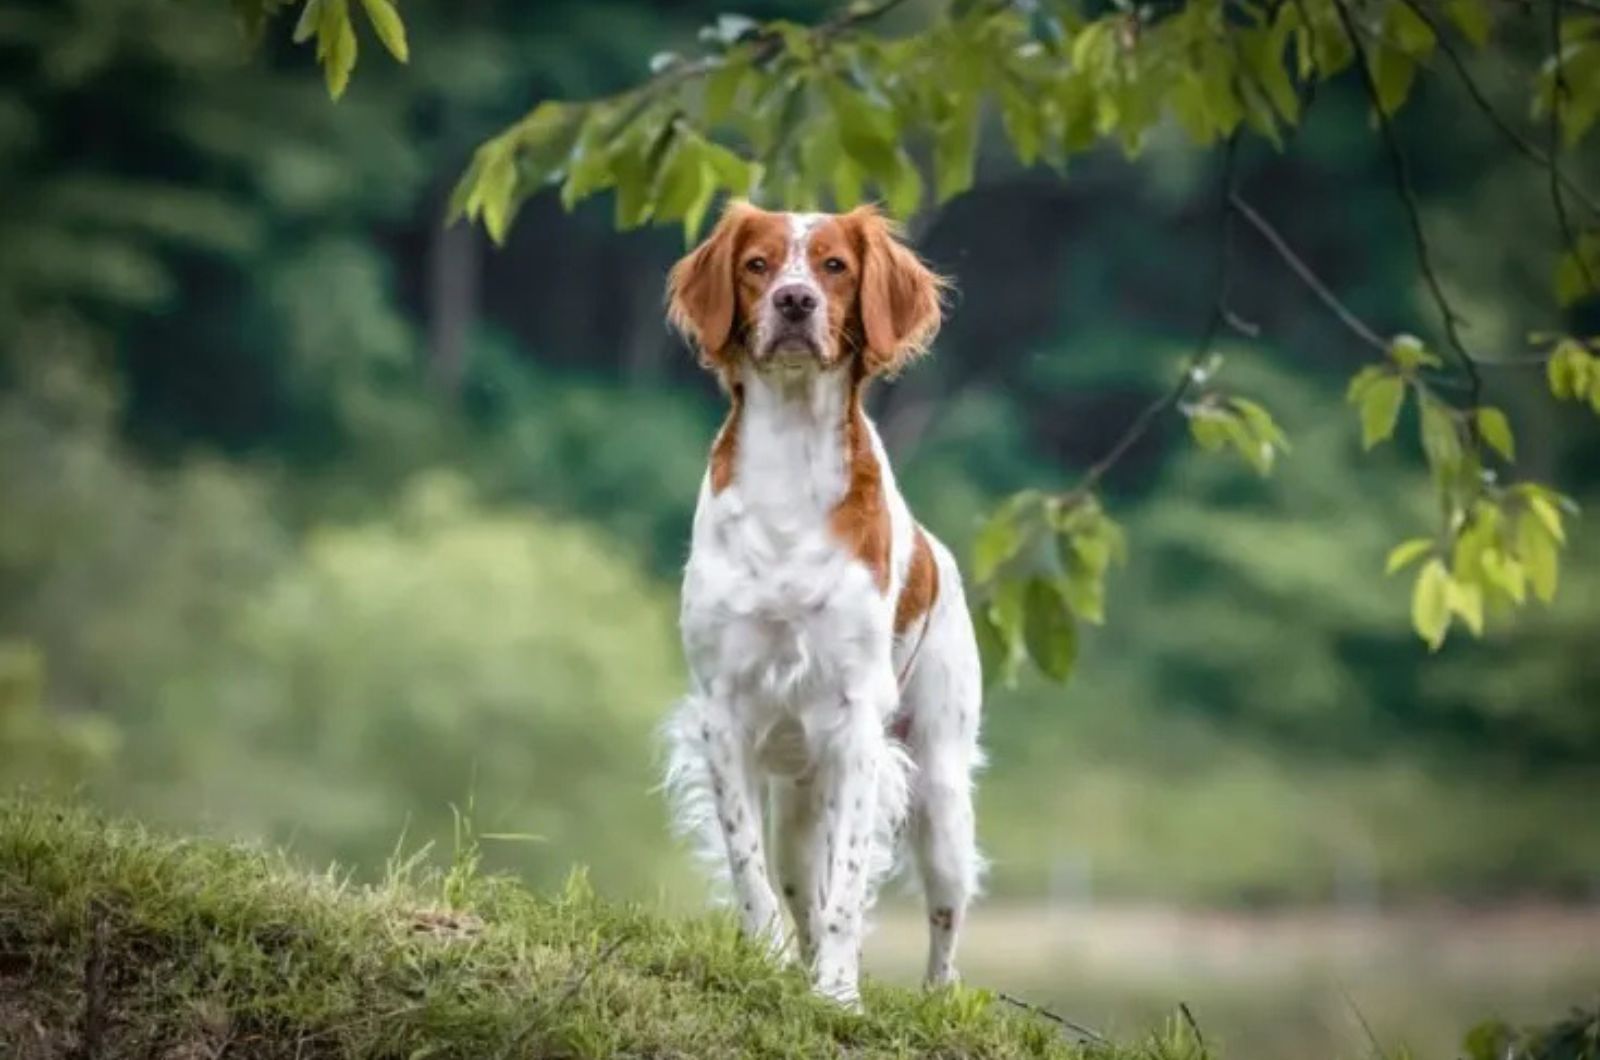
[
  {"xmin": 806, "ymin": 691, "xmax": 889, "ymax": 1007},
  {"xmin": 698, "ymin": 695, "xmax": 787, "ymax": 956}
]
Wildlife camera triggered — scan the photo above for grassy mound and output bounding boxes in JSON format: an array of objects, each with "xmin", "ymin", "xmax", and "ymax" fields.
[{"xmin": 0, "ymin": 800, "xmax": 1190, "ymax": 1059}]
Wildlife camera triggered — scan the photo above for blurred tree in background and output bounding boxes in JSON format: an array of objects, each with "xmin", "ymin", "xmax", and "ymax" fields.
[{"xmin": 0, "ymin": 0, "xmax": 1596, "ymax": 915}]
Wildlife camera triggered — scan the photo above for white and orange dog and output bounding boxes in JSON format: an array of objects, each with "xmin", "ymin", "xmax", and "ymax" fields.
[{"xmin": 662, "ymin": 201, "xmax": 984, "ymax": 1006}]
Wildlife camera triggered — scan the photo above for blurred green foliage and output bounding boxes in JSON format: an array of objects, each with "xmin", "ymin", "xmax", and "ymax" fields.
[{"xmin": 0, "ymin": 0, "xmax": 1595, "ymax": 913}]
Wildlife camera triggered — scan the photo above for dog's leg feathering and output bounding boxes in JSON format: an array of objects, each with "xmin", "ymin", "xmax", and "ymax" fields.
[{"xmin": 662, "ymin": 693, "xmax": 787, "ymax": 956}]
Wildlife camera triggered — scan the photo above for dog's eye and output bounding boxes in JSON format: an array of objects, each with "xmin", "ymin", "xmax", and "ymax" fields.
[
  {"xmin": 823, "ymin": 257, "xmax": 847, "ymax": 274},
  {"xmin": 745, "ymin": 257, "xmax": 768, "ymax": 274}
]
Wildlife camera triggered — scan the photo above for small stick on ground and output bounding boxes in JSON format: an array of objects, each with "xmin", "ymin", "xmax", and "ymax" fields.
[
  {"xmin": 1180, "ymin": 1001, "xmax": 1210, "ymax": 1058},
  {"xmin": 996, "ymin": 990, "xmax": 1107, "ymax": 1045}
]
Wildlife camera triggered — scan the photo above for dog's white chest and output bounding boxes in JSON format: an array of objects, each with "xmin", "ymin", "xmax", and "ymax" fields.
[{"xmin": 682, "ymin": 494, "xmax": 885, "ymax": 709}]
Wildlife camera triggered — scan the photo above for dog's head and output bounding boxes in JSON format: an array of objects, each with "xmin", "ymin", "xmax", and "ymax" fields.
[{"xmin": 667, "ymin": 201, "xmax": 946, "ymax": 380}]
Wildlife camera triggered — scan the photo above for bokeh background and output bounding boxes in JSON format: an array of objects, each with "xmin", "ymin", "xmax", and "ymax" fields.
[{"xmin": 2, "ymin": 1, "xmax": 1597, "ymax": 1056}]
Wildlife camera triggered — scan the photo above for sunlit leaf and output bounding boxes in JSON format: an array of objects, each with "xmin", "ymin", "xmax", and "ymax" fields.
[
  {"xmin": 1387, "ymin": 333, "xmax": 1441, "ymax": 372},
  {"xmin": 359, "ymin": 0, "xmax": 408, "ymax": 63},
  {"xmin": 1516, "ymin": 511, "xmax": 1560, "ymax": 603},
  {"xmin": 1418, "ymin": 396, "xmax": 1462, "ymax": 472},
  {"xmin": 1411, "ymin": 558, "xmax": 1452, "ymax": 650},
  {"xmin": 1448, "ymin": 576, "xmax": 1485, "ymax": 636},
  {"xmin": 1474, "ymin": 407, "xmax": 1515, "ymax": 462},
  {"xmin": 1385, "ymin": 537, "xmax": 1434, "ymax": 575},
  {"xmin": 1358, "ymin": 374, "xmax": 1405, "ymax": 449}
]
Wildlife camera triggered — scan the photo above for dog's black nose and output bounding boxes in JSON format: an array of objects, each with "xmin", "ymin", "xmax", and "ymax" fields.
[{"xmin": 773, "ymin": 285, "xmax": 818, "ymax": 323}]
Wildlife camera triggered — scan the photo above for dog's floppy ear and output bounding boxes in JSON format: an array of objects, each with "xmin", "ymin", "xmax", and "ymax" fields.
[
  {"xmin": 851, "ymin": 205, "xmax": 945, "ymax": 377},
  {"xmin": 666, "ymin": 201, "xmax": 751, "ymax": 367}
]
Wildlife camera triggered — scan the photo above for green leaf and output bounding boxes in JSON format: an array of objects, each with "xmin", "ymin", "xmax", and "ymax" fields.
[
  {"xmin": 1385, "ymin": 537, "xmax": 1435, "ymax": 575},
  {"xmin": 1448, "ymin": 576, "xmax": 1485, "ymax": 636},
  {"xmin": 1517, "ymin": 511, "xmax": 1560, "ymax": 603},
  {"xmin": 651, "ymin": 136, "xmax": 708, "ymax": 227},
  {"xmin": 1446, "ymin": 0, "xmax": 1491, "ymax": 47},
  {"xmin": 1372, "ymin": 45, "xmax": 1415, "ymax": 116},
  {"xmin": 972, "ymin": 604, "xmax": 1009, "ymax": 689},
  {"xmin": 999, "ymin": 82, "xmax": 1042, "ymax": 166},
  {"xmin": 476, "ymin": 146, "xmax": 517, "ymax": 245},
  {"xmin": 973, "ymin": 506, "xmax": 1023, "ymax": 583},
  {"xmin": 825, "ymin": 79, "xmax": 899, "ymax": 185},
  {"xmin": 1411, "ymin": 558, "xmax": 1452, "ymax": 650},
  {"xmin": 1358, "ymin": 374, "xmax": 1405, "ymax": 449},
  {"xmin": 359, "ymin": 0, "xmax": 408, "ymax": 62},
  {"xmin": 1387, "ymin": 333, "xmax": 1442, "ymax": 371},
  {"xmin": 1419, "ymin": 397, "xmax": 1462, "ymax": 472},
  {"xmin": 610, "ymin": 137, "xmax": 656, "ymax": 230},
  {"xmin": 1022, "ymin": 578, "xmax": 1078, "ymax": 682},
  {"xmin": 1474, "ymin": 406, "xmax": 1515, "ymax": 462},
  {"xmin": 1239, "ymin": 25, "xmax": 1300, "ymax": 125},
  {"xmin": 1388, "ymin": 1, "xmax": 1438, "ymax": 56},
  {"xmin": 321, "ymin": 0, "xmax": 357, "ymax": 100},
  {"xmin": 1547, "ymin": 339, "xmax": 1582, "ymax": 398},
  {"xmin": 884, "ymin": 148, "xmax": 924, "ymax": 219},
  {"xmin": 1188, "ymin": 408, "xmax": 1232, "ymax": 452},
  {"xmin": 1346, "ymin": 364, "xmax": 1388, "ymax": 402},
  {"xmin": 934, "ymin": 98, "xmax": 979, "ymax": 203},
  {"xmin": 1229, "ymin": 396, "xmax": 1290, "ymax": 449},
  {"xmin": 1480, "ymin": 548, "xmax": 1526, "ymax": 604},
  {"xmin": 704, "ymin": 58, "xmax": 748, "ymax": 125},
  {"xmin": 293, "ymin": 0, "xmax": 324, "ymax": 43},
  {"xmin": 1528, "ymin": 492, "xmax": 1566, "ymax": 543}
]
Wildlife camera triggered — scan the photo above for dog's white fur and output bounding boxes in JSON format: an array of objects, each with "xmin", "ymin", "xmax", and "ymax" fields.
[{"xmin": 662, "ymin": 204, "xmax": 984, "ymax": 1006}]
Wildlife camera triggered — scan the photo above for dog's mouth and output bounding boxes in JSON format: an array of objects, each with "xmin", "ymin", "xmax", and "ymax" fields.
[{"xmin": 759, "ymin": 330, "xmax": 825, "ymax": 365}]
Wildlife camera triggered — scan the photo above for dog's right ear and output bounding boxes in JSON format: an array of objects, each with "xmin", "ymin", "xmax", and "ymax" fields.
[{"xmin": 666, "ymin": 201, "xmax": 750, "ymax": 367}]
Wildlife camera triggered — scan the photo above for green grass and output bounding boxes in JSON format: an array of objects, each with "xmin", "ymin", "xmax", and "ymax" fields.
[{"xmin": 0, "ymin": 799, "xmax": 1206, "ymax": 1060}]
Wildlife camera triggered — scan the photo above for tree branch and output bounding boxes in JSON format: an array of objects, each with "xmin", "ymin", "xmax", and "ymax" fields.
[
  {"xmin": 1229, "ymin": 194, "xmax": 1389, "ymax": 351},
  {"xmin": 1396, "ymin": 0, "xmax": 1600, "ymax": 215},
  {"xmin": 1549, "ymin": 0, "xmax": 1600, "ymax": 295},
  {"xmin": 1331, "ymin": 0, "xmax": 1484, "ymax": 406},
  {"xmin": 1063, "ymin": 136, "xmax": 1242, "ymax": 504}
]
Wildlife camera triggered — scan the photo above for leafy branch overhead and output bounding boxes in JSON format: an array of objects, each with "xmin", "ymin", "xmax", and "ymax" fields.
[{"xmin": 243, "ymin": 0, "xmax": 1600, "ymax": 680}]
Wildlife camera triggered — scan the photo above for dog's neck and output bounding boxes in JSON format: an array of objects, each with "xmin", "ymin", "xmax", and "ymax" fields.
[{"xmin": 733, "ymin": 363, "xmax": 857, "ymax": 523}]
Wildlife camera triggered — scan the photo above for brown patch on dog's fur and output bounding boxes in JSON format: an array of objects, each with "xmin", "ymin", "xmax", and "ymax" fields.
[
  {"xmin": 708, "ymin": 383, "xmax": 743, "ymax": 495},
  {"xmin": 829, "ymin": 368, "xmax": 892, "ymax": 594},
  {"xmin": 894, "ymin": 527, "xmax": 940, "ymax": 634}
]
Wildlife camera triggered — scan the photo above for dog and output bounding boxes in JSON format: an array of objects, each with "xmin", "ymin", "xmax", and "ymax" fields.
[{"xmin": 661, "ymin": 201, "xmax": 984, "ymax": 1006}]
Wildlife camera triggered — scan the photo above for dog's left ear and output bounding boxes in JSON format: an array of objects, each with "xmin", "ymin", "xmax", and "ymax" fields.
[
  {"xmin": 851, "ymin": 206, "xmax": 946, "ymax": 377},
  {"xmin": 666, "ymin": 201, "xmax": 752, "ymax": 370}
]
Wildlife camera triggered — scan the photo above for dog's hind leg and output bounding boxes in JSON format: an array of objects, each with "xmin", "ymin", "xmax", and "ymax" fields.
[
  {"xmin": 898, "ymin": 550, "xmax": 985, "ymax": 988},
  {"xmin": 907, "ymin": 737, "xmax": 980, "ymax": 987}
]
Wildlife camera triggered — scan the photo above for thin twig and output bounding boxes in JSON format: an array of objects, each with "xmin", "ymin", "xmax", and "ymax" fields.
[
  {"xmin": 1331, "ymin": 0, "xmax": 1483, "ymax": 406},
  {"xmin": 1179, "ymin": 1001, "xmax": 1210, "ymax": 1058},
  {"xmin": 1341, "ymin": 987, "xmax": 1394, "ymax": 1060},
  {"xmin": 1062, "ymin": 136, "xmax": 1242, "ymax": 503},
  {"xmin": 553, "ymin": 933, "xmax": 632, "ymax": 1008},
  {"xmin": 1397, "ymin": 0, "xmax": 1600, "ymax": 215},
  {"xmin": 1549, "ymin": 0, "xmax": 1600, "ymax": 295},
  {"xmin": 1229, "ymin": 194, "xmax": 1389, "ymax": 351},
  {"xmin": 996, "ymin": 991, "xmax": 1108, "ymax": 1045}
]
